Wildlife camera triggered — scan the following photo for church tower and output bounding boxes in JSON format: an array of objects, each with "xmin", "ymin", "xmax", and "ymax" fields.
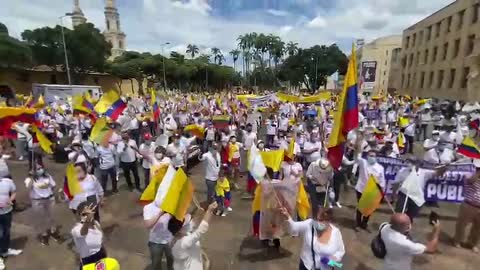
[
  {"xmin": 71, "ymin": 0, "xmax": 87, "ymax": 27},
  {"xmin": 104, "ymin": 0, "xmax": 126, "ymax": 60}
]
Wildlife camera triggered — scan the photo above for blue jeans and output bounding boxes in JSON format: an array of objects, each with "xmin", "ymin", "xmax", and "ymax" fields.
[
  {"xmin": 148, "ymin": 242, "xmax": 173, "ymax": 270},
  {"xmin": 0, "ymin": 211, "xmax": 12, "ymax": 254},
  {"xmin": 100, "ymin": 167, "xmax": 117, "ymax": 192},
  {"xmin": 206, "ymin": 179, "xmax": 216, "ymax": 204}
]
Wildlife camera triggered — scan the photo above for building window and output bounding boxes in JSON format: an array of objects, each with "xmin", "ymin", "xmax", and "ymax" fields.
[
  {"xmin": 419, "ymin": 31, "xmax": 424, "ymax": 45},
  {"xmin": 424, "ymin": 49, "xmax": 429, "ymax": 63},
  {"xmin": 467, "ymin": 35, "xmax": 476, "ymax": 55},
  {"xmin": 119, "ymin": 40, "xmax": 123, "ymax": 49},
  {"xmin": 401, "ymin": 56, "xmax": 407, "ymax": 68},
  {"xmin": 449, "ymin": 69, "xmax": 456, "ymax": 88},
  {"xmin": 432, "ymin": 46, "xmax": 438, "ymax": 63},
  {"xmin": 420, "ymin": 72, "xmax": 425, "ymax": 88},
  {"xmin": 406, "ymin": 36, "xmax": 410, "ymax": 48},
  {"xmin": 462, "ymin": 67, "xmax": 470, "ymax": 88},
  {"xmin": 435, "ymin": 22, "xmax": 441, "ymax": 37},
  {"xmin": 50, "ymin": 74, "xmax": 57, "ymax": 84},
  {"xmin": 429, "ymin": 71, "xmax": 434, "ymax": 88},
  {"xmin": 106, "ymin": 20, "xmax": 110, "ymax": 30},
  {"xmin": 426, "ymin": 26, "xmax": 432, "ymax": 41},
  {"xmin": 446, "ymin": 16, "xmax": 452, "ymax": 33},
  {"xmin": 458, "ymin": 10, "xmax": 465, "ymax": 29},
  {"xmin": 409, "ymin": 54, "xmax": 414, "ymax": 67},
  {"xmin": 382, "ymin": 80, "xmax": 385, "ymax": 85},
  {"xmin": 443, "ymin": 42, "xmax": 449, "ymax": 60},
  {"xmin": 438, "ymin": 70, "xmax": 444, "ymax": 88},
  {"xmin": 416, "ymin": 51, "xmax": 420, "ymax": 64},
  {"xmin": 412, "ymin": 33, "xmax": 416, "ymax": 47},
  {"xmin": 385, "ymin": 60, "xmax": 387, "ymax": 66},
  {"xmin": 453, "ymin": 39, "xmax": 461, "ymax": 58},
  {"xmin": 473, "ymin": 3, "xmax": 479, "ymax": 24}
]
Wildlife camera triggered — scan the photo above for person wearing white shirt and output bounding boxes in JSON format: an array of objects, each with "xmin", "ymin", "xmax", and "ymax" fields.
[
  {"xmin": 281, "ymin": 208, "xmax": 345, "ymax": 270},
  {"xmin": 278, "ymin": 114, "xmax": 289, "ymax": 132},
  {"xmin": 266, "ymin": 116, "xmax": 277, "ymax": 147},
  {"xmin": 354, "ymin": 150, "xmax": 386, "ymax": 232},
  {"xmin": 280, "ymin": 158, "xmax": 303, "ymax": 182},
  {"xmin": 139, "ymin": 133, "xmax": 156, "ymax": 186},
  {"xmin": 129, "ymin": 116, "xmax": 141, "ymax": 145},
  {"xmin": 423, "ymin": 143, "xmax": 456, "ymax": 164},
  {"xmin": 117, "ymin": 133, "xmax": 141, "ymax": 191},
  {"xmin": 167, "ymin": 134, "xmax": 191, "ymax": 170},
  {"xmin": 144, "ymin": 203, "xmax": 174, "ymax": 270},
  {"xmin": 68, "ymin": 140, "xmax": 88, "ymax": 164},
  {"xmin": 71, "ymin": 202, "xmax": 106, "ymax": 268},
  {"xmin": 199, "ymin": 144, "xmax": 221, "ymax": 204},
  {"xmin": 392, "ymin": 161, "xmax": 446, "ymax": 221},
  {"xmin": 170, "ymin": 202, "xmax": 218, "ymax": 270},
  {"xmin": 303, "ymin": 135, "xmax": 323, "ymax": 165},
  {"xmin": 0, "ymin": 176, "xmax": 22, "ymax": 263},
  {"xmin": 418, "ymin": 109, "xmax": 432, "ymax": 141},
  {"xmin": 307, "ymin": 159, "xmax": 334, "ymax": 215},
  {"xmin": 423, "ymin": 130, "xmax": 440, "ymax": 151},
  {"xmin": 69, "ymin": 163, "xmax": 104, "ymax": 222},
  {"xmin": 403, "ymin": 119, "xmax": 416, "ymax": 154},
  {"xmin": 25, "ymin": 166, "xmax": 61, "ymax": 245},
  {"xmin": 381, "ymin": 213, "xmax": 440, "ymax": 270},
  {"xmin": 242, "ymin": 124, "xmax": 257, "ymax": 150},
  {"xmin": 97, "ymin": 142, "xmax": 117, "ymax": 193},
  {"xmin": 13, "ymin": 122, "xmax": 30, "ymax": 161}
]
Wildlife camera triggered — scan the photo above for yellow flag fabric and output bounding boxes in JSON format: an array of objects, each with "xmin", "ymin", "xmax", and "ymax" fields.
[
  {"xmin": 89, "ymin": 118, "xmax": 112, "ymax": 144},
  {"xmin": 160, "ymin": 168, "xmax": 194, "ymax": 220},
  {"xmin": 31, "ymin": 125, "xmax": 53, "ymax": 154},
  {"xmin": 358, "ymin": 175, "xmax": 383, "ymax": 217},
  {"xmin": 276, "ymin": 92, "xmax": 331, "ymax": 103},
  {"xmin": 65, "ymin": 163, "xmax": 83, "ymax": 198},
  {"xmin": 82, "ymin": 258, "xmax": 120, "ymax": 270},
  {"xmin": 260, "ymin": 150, "xmax": 284, "ymax": 172},
  {"xmin": 296, "ymin": 182, "xmax": 311, "ymax": 220},
  {"xmin": 184, "ymin": 124, "xmax": 205, "ymax": 139},
  {"xmin": 94, "ymin": 90, "xmax": 121, "ymax": 113},
  {"xmin": 85, "ymin": 92, "xmax": 96, "ymax": 104},
  {"xmin": 140, "ymin": 165, "xmax": 168, "ymax": 204},
  {"xmin": 286, "ymin": 139, "xmax": 295, "ymax": 159},
  {"xmin": 34, "ymin": 95, "xmax": 45, "ymax": 109},
  {"xmin": 251, "ymin": 185, "xmax": 262, "ymax": 214},
  {"xmin": 398, "ymin": 117, "xmax": 409, "ymax": 128}
]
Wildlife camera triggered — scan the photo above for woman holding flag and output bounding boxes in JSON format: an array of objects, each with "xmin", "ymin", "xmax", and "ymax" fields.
[{"xmin": 69, "ymin": 163, "xmax": 104, "ymax": 222}]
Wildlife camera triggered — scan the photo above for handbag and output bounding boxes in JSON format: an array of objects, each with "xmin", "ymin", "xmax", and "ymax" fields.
[{"xmin": 371, "ymin": 222, "xmax": 389, "ymax": 259}]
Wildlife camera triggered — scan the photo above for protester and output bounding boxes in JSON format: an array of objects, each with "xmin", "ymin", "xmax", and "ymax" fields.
[
  {"xmin": 25, "ymin": 165, "xmax": 61, "ymax": 245},
  {"xmin": 214, "ymin": 170, "xmax": 232, "ymax": 216},
  {"xmin": 0, "ymin": 175, "xmax": 22, "ymax": 269},
  {"xmin": 381, "ymin": 213, "xmax": 440, "ymax": 270},
  {"xmin": 139, "ymin": 133, "xmax": 155, "ymax": 187},
  {"xmin": 70, "ymin": 163, "xmax": 104, "ymax": 222},
  {"xmin": 306, "ymin": 159, "xmax": 333, "ymax": 215},
  {"xmin": 199, "ymin": 142, "xmax": 221, "ymax": 204},
  {"xmin": 169, "ymin": 202, "xmax": 218, "ymax": 270},
  {"xmin": 281, "ymin": 207, "xmax": 345, "ymax": 270},
  {"xmin": 453, "ymin": 159, "xmax": 480, "ymax": 253},
  {"xmin": 97, "ymin": 140, "xmax": 117, "ymax": 193},
  {"xmin": 143, "ymin": 201, "xmax": 173, "ymax": 270},
  {"xmin": 117, "ymin": 132, "xmax": 141, "ymax": 192},
  {"xmin": 71, "ymin": 201, "xmax": 106, "ymax": 268}
]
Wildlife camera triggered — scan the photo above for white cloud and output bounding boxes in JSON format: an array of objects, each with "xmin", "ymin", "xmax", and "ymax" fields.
[
  {"xmin": 307, "ymin": 16, "xmax": 327, "ymax": 28},
  {"xmin": 266, "ymin": 9, "xmax": 289, "ymax": 17}
]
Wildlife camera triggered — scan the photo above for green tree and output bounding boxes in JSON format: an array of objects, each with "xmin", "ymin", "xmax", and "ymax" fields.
[
  {"xmin": 229, "ymin": 49, "xmax": 240, "ymax": 71},
  {"xmin": 0, "ymin": 23, "xmax": 32, "ymax": 68},
  {"xmin": 186, "ymin": 44, "xmax": 199, "ymax": 59},
  {"xmin": 286, "ymin": 41, "xmax": 299, "ymax": 56},
  {"xmin": 21, "ymin": 26, "xmax": 64, "ymax": 70}
]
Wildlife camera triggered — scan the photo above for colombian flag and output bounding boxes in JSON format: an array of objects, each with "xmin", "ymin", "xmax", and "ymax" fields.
[
  {"xmin": 31, "ymin": 125, "xmax": 53, "ymax": 154},
  {"xmin": 139, "ymin": 165, "xmax": 168, "ymax": 205},
  {"xmin": 458, "ymin": 136, "xmax": 480, "ymax": 158},
  {"xmin": 184, "ymin": 124, "xmax": 205, "ymax": 139},
  {"xmin": 95, "ymin": 90, "xmax": 127, "ymax": 120},
  {"xmin": 358, "ymin": 175, "xmax": 383, "ymax": 217},
  {"xmin": 0, "ymin": 107, "xmax": 37, "ymax": 138},
  {"xmin": 327, "ymin": 44, "xmax": 359, "ymax": 169},
  {"xmin": 63, "ymin": 163, "xmax": 83, "ymax": 200},
  {"xmin": 160, "ymin": 168, "xmax": 194, "ymax": 221},
  {"xmin": 212, "ymin": 115, "xmax": 230, "ymax": 129}
]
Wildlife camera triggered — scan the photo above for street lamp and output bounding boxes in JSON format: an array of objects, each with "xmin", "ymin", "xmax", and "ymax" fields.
[
  {"xmin": 161, "ymin": 42, "xmax": 170, "ymax": 90},
  {"xmin": 59, "ymin": 13, "xmax": 73, "ymax": 85}
]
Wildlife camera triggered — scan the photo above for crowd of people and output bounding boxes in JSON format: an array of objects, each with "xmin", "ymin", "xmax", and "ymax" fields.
[{"xmin": 0, "ymin": 90, "xmax": 479, "ymax": 270}]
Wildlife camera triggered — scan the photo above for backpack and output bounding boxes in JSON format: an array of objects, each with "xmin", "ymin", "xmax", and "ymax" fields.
[{"xmin": 371, "ymin": 223, "xmax": 389, "ymax": 259}]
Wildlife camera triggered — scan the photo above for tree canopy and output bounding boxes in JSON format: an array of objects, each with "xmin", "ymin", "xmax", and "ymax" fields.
[{"xmin": 0, "ymin": 23, "xmax": 32, "ymax": 68}]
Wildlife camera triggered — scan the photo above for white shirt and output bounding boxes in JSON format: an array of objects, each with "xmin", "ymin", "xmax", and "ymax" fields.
[
  {"xmin": 404, "ymin": 123, "xmax": 415, "ymax": 137},
  {"xmin": 143, "ymin": 203, "xmax": 173, "ymax": 244},
  {"xmin": 303, "ymin": 141, "xmax": 322, "ymax": 163},
  {"xmin": 69, "ymin": 175, "xmax": 104, "ymax": 210},
  {"xmin": 82, "ymin": 140, "xmax": 97, "ymax": 159},
  {"xmin": 355, "ymin": 156, "xmax": 386, "ymax": 193},
  {"xmin": 199, "ymin": 152, "xmax": 221, "ymax": 181},
  {"xmin": 266, "ymin": 120, "xmax": 277, "ymax": 135},
  {"xmin": 139, "ymin": 143, "xmax": 156, "ymax": 169},
  {"xmin": 172, "ymin": 220, "xmax": 209, "ymax": 270},
  {"xmin": 287, "ymin": 219, "xmax": 345, "ymax": 270},
  {"xmin": 0, "ymin": 178, "xmax": 15, "ymax": 215},
  {"xmin": 117, "ymin": 139, "xmax": 138, "ymax": 163},
  {"xmin": 394, "ymin": 167, "xmax": 436, "ymax": 207},
  {"xmin": 205, "ymin": 128, "xmax": 216, "ymax": 141},
  {"xmin": 279, "ymin": 117, "xmax": 289, "ymax": 131},
  {"xmin": 97, "ymin": 145, "xmax": 116, "ymax": 170},
  {"xmin": 381, "ymin": 224, "xmax": 426, "ymax": 270},
  {"xmin": 25, "ymin": 175, "xmax": 56, "ymax": 200},
  {"xmin": 243, "ymin": 131, "xmax": 257, "ymax": 150},
  {"xmin": 68, "ymin": 151, "xmax": 88, "ymax": 164},
  {"xmin": 71, "ymin": 221, "xmax": 103, "ymax": 259},
  {"xmin": 167, "ymin": 143, "xmax": 187, "ymax": 168},
  {"xmin": 423, "ymin": 148, "xmax": 454, "ymax": 164}
]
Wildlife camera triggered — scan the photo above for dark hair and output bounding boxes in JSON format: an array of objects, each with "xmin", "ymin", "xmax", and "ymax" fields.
[
  {"xmin": 155, "ymin": 146, "xmax": 166, "ymax": 154},
  {"xmin": 317, "ymin": 208, "xmax": 334, "ymax": 222},
  {"xmin": 168, "ymin": 217, "xmax": 184, "ymax": 236},
  {"xmin": 76, "ymin": 201, "xmax": 90, "ymax": 214},
  {"xmin": 74, "ymin": 162, "xmax": 88, "ymax": 174}
]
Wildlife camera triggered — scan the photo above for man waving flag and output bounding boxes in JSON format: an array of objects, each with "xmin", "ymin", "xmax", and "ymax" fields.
[{"xmin": 327, "ymin": 44, "xmax": 359, "ymax": 169}]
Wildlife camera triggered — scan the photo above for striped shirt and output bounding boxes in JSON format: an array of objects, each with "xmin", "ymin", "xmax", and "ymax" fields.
[{"xmin": 464, "ymin": 177, "xmax": 480, "ymax": 208}]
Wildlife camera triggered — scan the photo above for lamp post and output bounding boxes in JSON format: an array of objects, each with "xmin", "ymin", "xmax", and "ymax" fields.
[
  {"xmin": 161, "ymin": 42, "xmax": 170, "ymax": 90},
  {"xmin": 59, "ymin": 14, "xmax": 73, "ymax": 85}
]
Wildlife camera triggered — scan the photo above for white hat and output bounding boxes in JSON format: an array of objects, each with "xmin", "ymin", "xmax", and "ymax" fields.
[
  {"xmin": 423, "ymin": 140, "xmax": 438, "ymax": 149},
  {"xmin": 319, "ymin": 159, "xmax": 330, "ymax": 169}
]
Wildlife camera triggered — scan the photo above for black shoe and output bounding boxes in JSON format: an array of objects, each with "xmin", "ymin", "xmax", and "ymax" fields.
[
  {"xmin": 40, "ymin": 234, "xmax": 49, "ymax": 246},
  {"xmin": 50, "ymin": 230, "xmax": 62, "ymax": 243}
]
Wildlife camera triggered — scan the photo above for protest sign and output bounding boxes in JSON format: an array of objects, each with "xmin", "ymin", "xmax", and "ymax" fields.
[
  {"xmin": 363, "ymin": 109, "xmax": 379, "ymax": 120},
  {"xmin": 374, "ymin": 156, "xmax": 475, "ymax": 202}
]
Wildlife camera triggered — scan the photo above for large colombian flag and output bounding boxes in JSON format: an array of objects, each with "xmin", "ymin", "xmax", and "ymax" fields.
[
  {"xmin": 327, "ymin": 44, "xmax": 359, "ymax": 169},
  {"xmin": 95, "ymin": 90, "xmax": 126, "ymax": 121},
  {"xmin": 458, "ymin": 136, "xmax": 480, "ymax": 158},
  {"xmin": 0, "ymin": 107, "xmax": 38, "ymax": 138}
]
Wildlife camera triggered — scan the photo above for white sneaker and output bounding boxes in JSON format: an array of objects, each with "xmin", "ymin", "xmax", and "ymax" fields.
[
  {"xmin": 227, "ymin": 207, "xmax": 233, "ymax": 212},
  {"xmin": 18, "ymin": 156, "xmax": 23, "ymax": 161},
  {"xmin": 0, "ymin": 258, "xmax": 5, "ymax": 270},
  {"xmin": 2, "ymin": 248, "xmax": 22, "ymax": 257},
  {"xmin": 329, "ymin": 204, "xmax": 333, "ymax": 209},
  {"xmin": 336, "ymin": 202, "xmax": 342, "ymax": 208},
  {"xmin": 221, "ymin": 212, "xmax": 227, "ymax": 217}
]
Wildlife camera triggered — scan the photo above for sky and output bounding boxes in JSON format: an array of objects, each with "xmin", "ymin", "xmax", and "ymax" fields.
[{"xmin": 1, "ymin": 0, "xmax": 456, "ymax": 63}]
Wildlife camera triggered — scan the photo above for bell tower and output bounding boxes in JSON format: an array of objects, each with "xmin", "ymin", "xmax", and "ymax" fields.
[
  {"xmin": 104, "ymin": 0, "xmax": 126, "ymax": 60},
  {"xmin": 71, "ymin": 0, "xmax": 87, "ymax": 27}
]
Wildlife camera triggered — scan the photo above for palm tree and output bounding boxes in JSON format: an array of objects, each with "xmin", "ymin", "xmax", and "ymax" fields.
[
  {"xmin": 211, "ymin": 47, "xmax": 222, "ymax": 64},
  {"xmin": 286, "ymin": 41, "xmax": 299, "ymax": 56},
  {"xmin": 186, "ymin": 44, "xmax": 199, "ymax": 59},
  {"xmin": 170, "ymin": 51, "xmax": 185, "ymax": 64},
  {"xmin": 229, "ymin": 49, "xmax": 240, "ymax": 70}
]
